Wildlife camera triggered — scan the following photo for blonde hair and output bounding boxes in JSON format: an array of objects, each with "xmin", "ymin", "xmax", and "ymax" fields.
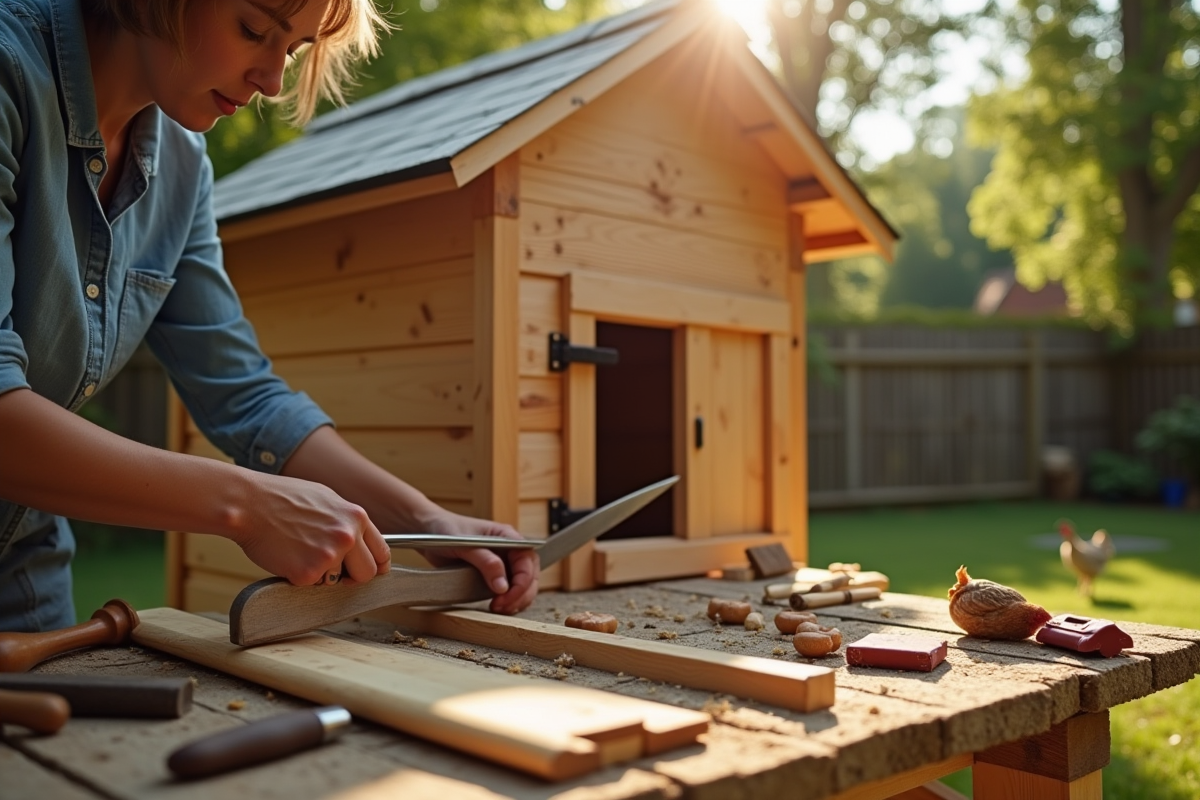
[{"xmin": 86, "ymin": 0, "xmax": 389, "ymax": 125}]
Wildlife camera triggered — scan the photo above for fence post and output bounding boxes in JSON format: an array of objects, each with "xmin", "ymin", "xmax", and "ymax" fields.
[
  {"xmin": 1026, "ymin": 330, "xmax": 1045, "ymax": 493},
  {"xmin": 844, "ymin": 330, "xmax": 862, "ymax": 493}
]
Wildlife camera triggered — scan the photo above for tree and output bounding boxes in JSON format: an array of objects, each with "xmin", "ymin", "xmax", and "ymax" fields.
[
  {"xmin": 207, "ymin": 0, "xmax": 611, "ymax": 179},
  {"xmin": 967, "ymin": 0, "xmax": 1200, "ymax": 331},
  {"xmin": 764, "ymin": 0, "xmax": 967, "ymax": 167}
]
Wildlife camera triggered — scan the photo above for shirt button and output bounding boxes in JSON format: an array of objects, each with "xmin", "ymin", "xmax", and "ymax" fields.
[
  {"xmin": 83, "ymin": 383, "xmax": 96, "ymax": 397},
  {"xmin": 88, "ymin": 157, "xmax": 104, "ymax": 174},
  {"xmin": 259, "ymin": 451, "xmax": 277, "ymax": 466},
  {"xmin": 85, "ymin": 283, "xmax": 100, "ymax": 299}
]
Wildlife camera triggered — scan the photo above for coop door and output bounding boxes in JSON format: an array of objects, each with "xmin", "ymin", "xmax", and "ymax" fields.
[{"xmin": 678, "ymin": 326, "xmax": 767, "ymax": 537}]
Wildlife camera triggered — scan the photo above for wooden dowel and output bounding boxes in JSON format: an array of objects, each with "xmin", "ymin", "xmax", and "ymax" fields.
[
  {"xmin": 789, "ymin": 587, "xmax": 881, "ymax": 610},
  {"xmin": 0, "ymin": 688, "xmax": 71, "ymax": 734},
  {"xmin": 764, "ymin": 573, "xmax": 851, "ymax": 601},
  {"xmin": 0, "ymin": 599, "xmax": 139, "ymax": 673}
]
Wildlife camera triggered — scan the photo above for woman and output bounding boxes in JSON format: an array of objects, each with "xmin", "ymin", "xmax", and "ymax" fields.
[{"xmin": 0, "ymin": 0, "xmax": 538, "ymax": 632}]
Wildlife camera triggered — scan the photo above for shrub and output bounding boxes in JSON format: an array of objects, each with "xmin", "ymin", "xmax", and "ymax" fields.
[
  {"xmin": 1087, "ymin": 450, "xmax": 1160, "ymax": 500},
  {"xmin": 1136, "ymin": 396, "xmax": 1200, "ymax": 482}
]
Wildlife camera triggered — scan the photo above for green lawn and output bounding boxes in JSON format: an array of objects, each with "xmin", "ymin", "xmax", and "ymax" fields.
[
  {"xmin": 69, "ymin": 502, "xmax": 1198, "ymax": 797},
  {"xmin": 809, "ymin": 500, "xmax": 1200, "ymax": 799}
]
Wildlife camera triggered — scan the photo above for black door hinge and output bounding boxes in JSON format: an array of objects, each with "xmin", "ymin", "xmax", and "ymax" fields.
[
  {"xmin": 548, "ymin": 332, "xmax": 619, "ymax": 372},
  {"xmin": 548, "ymin": 497, "xmax": 595, "ymax": 533}
]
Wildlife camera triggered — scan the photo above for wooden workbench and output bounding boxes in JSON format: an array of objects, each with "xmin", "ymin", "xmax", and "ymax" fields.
[{"xmin": 3, "ymin": 578, "xmax": 1198, "ymax": 800}]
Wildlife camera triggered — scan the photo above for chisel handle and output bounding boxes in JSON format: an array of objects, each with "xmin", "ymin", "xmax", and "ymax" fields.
[
  {"xmin": 167, "ymin": 706, "xmax": 351, "ymax": 779},
  {"xmin": 0, "ymin": 688, "xmax": 70, "ymax": 734},
  {"xmin": 0, "ymin": 599, "xmax": 138, "ymax": 673}
]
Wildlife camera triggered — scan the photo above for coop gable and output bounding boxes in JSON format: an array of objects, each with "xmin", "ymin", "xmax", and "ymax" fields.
[{"xmin": 214, "ymin": 0, "xmax": 895, "ymax": 264}]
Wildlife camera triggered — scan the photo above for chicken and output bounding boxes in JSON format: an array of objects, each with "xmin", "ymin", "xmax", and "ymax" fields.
[
  {"xmin": 947, "ymin": 565, "xmax": 1051, "ymax": 640},
  {"xmin": 1058, "ymin": 519, "xmax": 1115, "ymax": 597}
]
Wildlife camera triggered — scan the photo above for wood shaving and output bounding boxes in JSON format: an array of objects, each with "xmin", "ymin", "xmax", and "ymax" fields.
[
  {"xmin": 869, "ymin": 706, "xmax": 881, "ymax": 715},
  {"xmin": 506, "ymin": 664, "xmax": 523, "ymax": 675},
  {"xmin": 626, "ymin": 599, "xmax": 638, "ymax": 609},
  {"xmin": 412, "ymin": 638, "xmax": 429, "ymax": 649},
  {"xmin": 673, "ymin": 614, "xmax": 686, "ymax": 623},
  {"xmin": 643, "ymin": 605, "xmax": 667, "ymax": 618},
  {"xmin": 392, "ymin": 631, "xmax": 413, "ymax": 644},
  {"xmin": 880, "ymin": 609, "xmax": 893, "ymax": 618},
  {"xmin": 626, "ymin": 620, "xmax": 636, "ymax": 628},
  {"xmin": 657, "ymin": 631, "xmax": 678, "ymax": 640},
  {"xmin": 643, "ymin": 623, "xmax": 657, "ymax": 629},
  {"xmin": 702, "ymin": 698, "xmax": 733, "ymax": 715},
  {"xmin": 772, "ymin": 646, "xmax": 786, "ymax": 656},
  {"xmin": 227, "ymin": 699, "xmax": 246, "ymax": 711},
  {"xmin": 553, "ymin": 653, "xmax": 576, "ymax": 668},
  {"xmin": 456, "ymin": 649, "xmax": 477, "ymax": 661}
]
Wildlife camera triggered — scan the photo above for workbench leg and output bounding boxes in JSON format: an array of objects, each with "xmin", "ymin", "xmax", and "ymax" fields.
[{"xmin": 972, "ymin": 710, "xmax": 1108, "ymax": 800}]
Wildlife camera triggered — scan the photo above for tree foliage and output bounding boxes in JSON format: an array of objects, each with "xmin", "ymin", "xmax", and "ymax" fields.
[
  {"xmin": 763, "ymin": 0, "xmax": 966, "ymax": 167},
  {"xmin": 967, "ymin": 0, "xmax": 1200, "ymax": 331},
  {"xmin": 207, "ymin": 0, "xmax": 611, "ymax": 179}
]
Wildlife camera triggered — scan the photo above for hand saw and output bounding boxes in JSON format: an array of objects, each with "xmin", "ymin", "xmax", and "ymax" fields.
[{"xmin": 228, "ymin": 476, "xmax": 679, "ymax": 646}]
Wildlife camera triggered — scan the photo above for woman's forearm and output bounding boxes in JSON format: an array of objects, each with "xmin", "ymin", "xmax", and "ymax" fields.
[
  {"xmin": 280, "ymin": 425, "xmax": 442, "ymax": 533},
  {"xmin": 0, "ymin": 387, "xmax": 252, "ymax": 538}
]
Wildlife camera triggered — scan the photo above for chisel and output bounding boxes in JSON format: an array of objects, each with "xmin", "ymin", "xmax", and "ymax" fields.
[{"xmin": 167, "ymin": 705, "xmax": 351, "ymax": 779}]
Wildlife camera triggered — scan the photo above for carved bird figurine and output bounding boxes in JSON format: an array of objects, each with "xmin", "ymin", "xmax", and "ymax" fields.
[
  {"xmin": 947, "ymin": 566, "xmax": 1051, "ymax": 640},
  {"xmin": 1058, "ymin": 519, "xmax": 1115, "ymax": 597}
]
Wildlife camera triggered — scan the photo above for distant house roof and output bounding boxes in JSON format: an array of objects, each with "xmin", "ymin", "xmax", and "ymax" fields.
[
  {"xmin": 975, "ymin": 267, "xmax": 1070, "ymax": 317},
  {"xmin": 213, "ymin": 0, "xmax": 896, "ymax": 262}
]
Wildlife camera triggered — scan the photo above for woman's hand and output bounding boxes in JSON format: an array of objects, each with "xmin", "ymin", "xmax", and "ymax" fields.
[
  {"xmin": 231, "ymin": 473, "xmax": 392, "ymax": 587},
  {"xmin": 417, "ymin": 510, "xmax": 540, "ymax": 615}
]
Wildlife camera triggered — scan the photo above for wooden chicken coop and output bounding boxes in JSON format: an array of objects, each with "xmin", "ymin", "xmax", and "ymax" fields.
[{"xmin": 166, "ymin": 0, "xmax": 896, "ymax": 612}]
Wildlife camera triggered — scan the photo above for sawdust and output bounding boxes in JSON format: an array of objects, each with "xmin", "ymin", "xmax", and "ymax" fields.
[
  {"xmin": 227, "ymin": 699, "xmax": 246, "ymax": 710},
  {"xmin": 553, "ymin": 653, "xmax": 576, "ymax": 668},
  {"xmin": 456, "ymin": 649, "xmax": 477, "ymax": 661},
  {"xmin": 657, "ymin": 631, "xmax": 679, "ymax": 640},
  {"xmin": 506, "ymin": 664, "xmax": 523, "ymax": 675},
  {"xmin": 392, "ymin": 631, "xmax": 413, "ymax": 644}
]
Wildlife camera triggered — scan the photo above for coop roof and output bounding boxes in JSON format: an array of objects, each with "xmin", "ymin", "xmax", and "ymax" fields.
[{"xmin": 214, "ymin": 0, "xmax": 896, "ymax": 263}]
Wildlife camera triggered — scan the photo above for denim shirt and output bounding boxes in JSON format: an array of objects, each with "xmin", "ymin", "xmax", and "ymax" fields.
[{"xmin": 0, "ymin": 0, "xmax": 332, "ymax": 629}]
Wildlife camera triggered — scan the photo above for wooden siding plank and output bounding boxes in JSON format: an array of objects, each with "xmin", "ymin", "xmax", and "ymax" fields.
[
  {"xmin": 343, "ymin": 430, "xmax": 474, "ymax": 501},
  {"xmin": 271, "ymin": 344, "xmax": 473, "ymax": 429},
  {"xmin": 766, "ymin": 332, "xmax": 792, "ymax": 537},
  {"xmin": 519, "ymin": 376, "xmax": 562, "ymax": 431},
  {"xmin": 519, "ymin": 430, "xmax": 563, "ymax": 500},
  {"xmin": 242, "ymin": 260, "xmax": 474, "ymax": 357},
  {"xmin": 594, "ymin": 533, "xmax": 783, "ymax": 585},
  {"xmin": 224, "ymin": 188, "xmax": 473, "ymax": 296},
  {"xmin": 182, "ymin": 570, "xmax": 249, "ymax": 614},
  {"xmin": 518, "ymin": 275, "xmax": 562, "ymax": 378},
  {"xmin": 521, "ymin": 163, "xmax": 784, "ymax": 248},
  {"xmin": 567, "ymin": 270, "xmax": 789, "ymax": 334},
  {"xmin": 680, "ymin": 326, "xmax": 712, "ymax": 538},
  {"xmin": 520, "ymin": 200, "xmax": 787, "ymax": 299},
  {"xmin": 787, "ymin": 220, "xmax": 809, "ymax": 561}
]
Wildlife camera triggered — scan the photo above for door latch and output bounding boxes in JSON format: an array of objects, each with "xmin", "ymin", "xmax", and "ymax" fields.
[{"xmin": 548, "ymin": 332, "xmax": 619, "ymax": 372}]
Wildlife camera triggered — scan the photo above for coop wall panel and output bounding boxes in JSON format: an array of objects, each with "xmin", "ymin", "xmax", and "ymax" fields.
[
  {"xmin": 519, "ymin": 430, "xmax": 563, "ymax": 500},
  {"xmin": 518, "ymin": 275, "xmax": 563, "ymax": 378},
  {"xmin": 241, "ymin": 259, "xmax": 474, "ymax": 357},
  {"xmin": 223, "ymin": 190, "xmax": 474, "ymax": 298}
]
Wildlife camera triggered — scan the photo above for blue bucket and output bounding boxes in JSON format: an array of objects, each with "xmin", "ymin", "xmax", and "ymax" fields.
[{"xmin": 1162, "ymin": 479, "xmax": 1189, "ymax": 508}]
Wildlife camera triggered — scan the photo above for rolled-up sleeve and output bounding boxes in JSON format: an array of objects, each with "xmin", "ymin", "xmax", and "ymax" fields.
[
  {"xmin": 145, "ymin": 155, "xmax": 332, "ymax": 473},
  {"xmin": 0, "ymin": 37, "xmax": 30, "ymax": 399}
]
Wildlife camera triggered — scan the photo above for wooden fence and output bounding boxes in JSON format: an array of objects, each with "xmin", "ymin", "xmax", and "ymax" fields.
[
  {"xmin": 94, "ymin": 327, "xmax": 1198, "ymax": 510},
  {"xmin": 808, "ymin": 325, "xmax": 1200, "ymax": 508}
]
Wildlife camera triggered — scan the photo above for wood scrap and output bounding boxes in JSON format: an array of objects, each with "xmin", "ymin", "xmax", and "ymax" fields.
[
  {"xmin": 745, "ymin": 543, "xmax": 794, "ymax": 578},
  {"xmin": 378, "ymin": 606, "xmax": 836, "ymax": 713},
  {"xmin": 132, "ymin": 608, "xmax": 708, "ymax": 781}
]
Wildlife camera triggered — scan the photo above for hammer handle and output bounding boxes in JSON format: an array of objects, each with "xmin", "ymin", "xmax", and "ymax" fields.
[
  {"xmin": 0, "ymin": 688, "xmax": 70, "ymax": 734},
  {"xmin": 0, "ymin": 600, "xmax": 139, "ymax": 673}
]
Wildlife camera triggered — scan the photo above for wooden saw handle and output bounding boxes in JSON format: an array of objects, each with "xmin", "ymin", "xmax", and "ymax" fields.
[
  {"xmin": 0, "ymin": 599, "xmax": 139, "ymax": 673},
  {"xmin": 0, "ymin": 688, "xmax": 70, "ymax": 734}
]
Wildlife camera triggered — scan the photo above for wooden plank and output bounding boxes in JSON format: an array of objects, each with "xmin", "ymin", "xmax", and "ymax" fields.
[
  {"xmin": 520, "ymin": 200, "xmax": 788, "ymax": 299},
  {"xmin": 679, "ymin": 326, "xmax": 712, "ymax": 538},
  {"xmin": 0, "ymin": 744, "xmax": 98, "ymax": 800},
  {"xmin": 518, "ymin": 376, "xmax": 561, "ymax": 431},
  {"xmin": 522, "ymin": 115, "xmax": 784, "ymax": 219},
  {"xmin": 973, "ymin": 763, "xmax": 1102, "ymax": 800},
  {"xmin": 765, "ymin": 334, "xmax": 792, "ymax": 538},
  {"xmin": 521, "ymin": 163, "xmax": 784, "ymax": 249},
  {"xmin": 567, "ymin": 270, "xmax": 790, "ymax": 334},
  {"xmin": 217, "ymin": 171, "xmax": 460, "ymax": 245},
  {"xmin": 448, "ymin": 2, "xmax": 708, "ymax": 187},
  {"xmin": 223, "ymin": 188, "xmax": 473, "ymax": 296},
  {"xmin": 271, "ymin": 344, "xmax": 473, "ymax": 428},
  {"xmin": 381, "ymin": 607, "xmax": 836, "ymax": 713},
  {"xmin": 518, "ymin": 274, "xmax": 561, "ymax": 378},
  {"xmin": 181, "ymin": 570, "xmax": 247, "ymax": 614},
  {"xmin": 976, "ymin": 711, "xmax": 1110, "ymax": 783},
  {"xmin": 709, "ymin": 330, "xmax": 765, "ymax": 535},
  {"xmin": 787, "ymin": 219, "xmax": 808, "ymax": 562},
  {"xmin": 561, "ymin": 307, "xmax": 596, "ymax": 592},
  {"xmin": 826, "ymin": 754, "xmax": 972, "ymax": 800},
  {"xmin": 472, "ymin": 158, "xmax": 521, "ymax": 527},
  {"xmin": 133, "ymin": 608, "xmax": 709, "ymax": 781},
  {"xmin": 186, "ymin": 534, "xmax": 271, "ymax": 581},
  {"xmin": 519, "ymin": 430, "xmax": 562, "ymax": 500},
  {"xmin": 343, "ymin": 430, "xmax": 474, "ymax": 501},
  {"xmin": 242, "ymin": 259, "xmax": 474, "ymax": 357},
  {"xmin": 595, "ymin": 533, "xmax": 783, "ymax": 585}
]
